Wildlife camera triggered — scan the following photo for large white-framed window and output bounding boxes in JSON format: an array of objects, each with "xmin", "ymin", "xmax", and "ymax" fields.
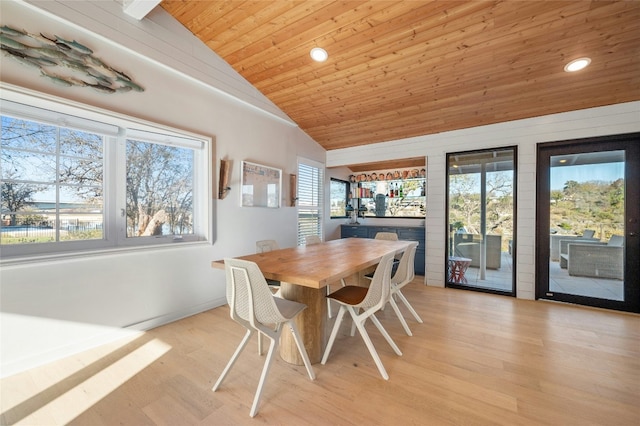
[
  {"xmin": 0, "ymin": 93, "xmax": 210, "ymax": 261},
  {"xmin": 297, "ymin": 157, "xmax": 324, "ymax": 245}
]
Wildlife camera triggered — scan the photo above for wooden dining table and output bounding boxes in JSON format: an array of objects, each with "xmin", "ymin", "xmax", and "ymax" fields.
[{"xmin": 211, "ymin": 237, "xmax": 410, "ymax": 365}]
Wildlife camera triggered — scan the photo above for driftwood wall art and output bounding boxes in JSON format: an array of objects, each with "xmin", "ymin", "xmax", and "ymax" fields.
[
  {"xmin": 1, "ymin": 24, "xmax": 144, "ymax": 94},
  {"xmin": 290, "ymin": 174, "xmax": 297, "ymax": 207},
  {"xmin": 218, "ymin": 159, "xmax": 231, "ymax": 200}
]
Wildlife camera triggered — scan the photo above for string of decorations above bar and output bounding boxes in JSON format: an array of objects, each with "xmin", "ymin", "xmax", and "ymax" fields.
[{"xmin": 349, "ymin": 168, "xmax": 426, "ymax": 183}]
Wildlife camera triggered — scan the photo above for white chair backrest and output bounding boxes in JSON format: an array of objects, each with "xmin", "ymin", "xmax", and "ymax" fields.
[
  {"xmin": 360, "ymin": 252, "xmax": 395, "ymax": 310},
  {"xmin": 392, "ymin": 241, "xmax": 418, "ymax": 285},
  {"xmin": 608, "ymin": 235, "xmax": 624, "ymax": 247},
  {"xmin": 256, "ymin": 239, "xmax": 279, "ymax": 253},
  {"xmin": 374, "ymin": 232, "xmax": 398, "ymax": 241},
  {"xmin": 305, "ymin": 235, "xmax": 322, "ymax": 245},
  {"xmin": 224, "ymin": 258, "xmax": 285, "ymax": 327}
]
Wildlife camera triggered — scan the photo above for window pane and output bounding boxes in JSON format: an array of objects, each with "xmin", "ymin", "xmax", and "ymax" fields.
[
  {"xmin": 126, "ymin": 139, "xmax": 194, "ymax": 238},
  {"xmin": 0, "ymin": 214, "xmax": 55, "ymax": 245},
  {"xmin": 1, "ymin": 97, "xmax": 206, "ymax": 259},
  {"xmin": 1, "ymin": 116, "xmax": 57, "ymax": 152},
  {"xmin": 59, "ymin": 214, "xmax": 103, "ymax": 241},
  {"xmin": 1, "ymin": 115, "xmax": 104, "ymax": 246},
  {"xmin": 1, "ymin": 183, "xmax": 52, "ymax": 215},
  {"xmin": 59, "ymin": 128, "xmax": 104, "ymax": 157},
  {"xmin": 298, "ymin": 164, "xmax": 321, "ymax": 206},
  {"xmin": 330, "ymin": 178, "xmax": 348, "ymax": 218},
  {"xmin": 59, "ymin": 157, "xmax": 103, "ymax": 188},
  {"xmin": 297, "ymin": 161, "xmax": 323, "ymax": 245},
  {"xmin": 1, "ymin": 149, "xmax": 57, "ymax": 182},
  {"xmin": 59, "ymin": 185, "xmax": 102, "ymax": 207},
  {"xmin": 298, "ymin": 208, "xmax": 321, "ymax": 235}
]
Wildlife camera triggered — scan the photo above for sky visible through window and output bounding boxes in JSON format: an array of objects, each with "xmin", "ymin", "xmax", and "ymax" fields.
[{"xmin": 550, "ymin": 162, "xmax": 624, "ymax": 190}]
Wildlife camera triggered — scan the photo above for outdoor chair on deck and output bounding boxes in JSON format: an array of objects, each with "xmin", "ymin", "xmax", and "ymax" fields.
[
  {"xmin": 550, "ymin": 229, "xmax": 597, "ymax": 261},
  {"xmin": 564, "ymin": 235, "xmax": 624, "ymax": 280},
  {"xmin": 213, "ymin": 258, "xmax": 315, "ymax": 417}
]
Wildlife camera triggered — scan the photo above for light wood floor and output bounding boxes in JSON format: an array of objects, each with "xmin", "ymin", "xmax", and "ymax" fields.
[{"xmin": 2, "ymin": 280, "xmax": 639, "ymax": 425}]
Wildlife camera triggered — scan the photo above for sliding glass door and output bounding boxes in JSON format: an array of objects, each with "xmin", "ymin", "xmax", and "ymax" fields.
[
  {"xmin": 536, "ymin": 134, "xmax": 640, "ymax": 313},
  {"xmin": 446, "ymin": 147, "xmax": 516, "ymax": 295}
]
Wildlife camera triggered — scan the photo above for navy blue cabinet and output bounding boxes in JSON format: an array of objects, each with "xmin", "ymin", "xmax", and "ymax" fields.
[
  {"xmin": 340, "ymin": 224, "xmax": 425, "ymax": 275},
  {"xmin": 340, "ymin": 225, "xmax": 369, "ymax": 238}
]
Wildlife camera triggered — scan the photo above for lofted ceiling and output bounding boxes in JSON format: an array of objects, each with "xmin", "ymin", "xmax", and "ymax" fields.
[{"xmin": 160, "ymin": 0, "xmax": 640, "ymax": 157}]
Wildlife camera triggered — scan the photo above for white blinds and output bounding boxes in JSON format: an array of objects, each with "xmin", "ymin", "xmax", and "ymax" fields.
[{"xmin": 297, "ymin": 159, "xmax": 324, "ymax": 245}]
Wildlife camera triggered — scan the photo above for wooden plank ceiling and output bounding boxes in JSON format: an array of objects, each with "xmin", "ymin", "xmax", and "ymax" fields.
[{"xmin": 161, "ymin": 1, "xmax": 640, "ymax": 156}]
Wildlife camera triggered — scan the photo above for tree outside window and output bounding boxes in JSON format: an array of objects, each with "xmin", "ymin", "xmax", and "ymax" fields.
[
  {"xmin": 330, "ymin": 178, "xmax": 349, "ymax": 218},
  {"xmin": 1, "ymin": 99, "xmax": 206, "ymax": 259},
  {"xmin": 1, "ymin": 116, "xmax": 104, "ymax": 244},
  {"xmin": 126, "ymin": 140, "xmax": 194, "ymax": 237}
]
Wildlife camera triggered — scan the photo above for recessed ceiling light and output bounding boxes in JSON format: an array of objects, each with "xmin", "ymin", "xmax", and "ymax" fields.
[
  {"xmin": 310, "ymin": 47, "xmax": 328, "ymax": 62},
  {"xmin": 564, "ymin": 57, "xmax": 591, "ymax": 72}
]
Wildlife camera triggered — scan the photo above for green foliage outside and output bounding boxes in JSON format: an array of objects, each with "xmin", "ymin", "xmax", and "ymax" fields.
[
  {"xmin": 550, "ymin": 179, "xmax": 624, "ymax": 240},
  {"xmin": 448, "ymin": 171, "xmax": 514, "ymax": 251},
  {"xmin": 449, "ymin": 169, "xmax": 623, "ymax": 253}
]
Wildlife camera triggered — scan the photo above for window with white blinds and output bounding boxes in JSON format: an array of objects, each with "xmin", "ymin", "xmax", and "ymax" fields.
[{"xmin": 297, "ymin": 158, "xmax": 324, "ymax": 245}]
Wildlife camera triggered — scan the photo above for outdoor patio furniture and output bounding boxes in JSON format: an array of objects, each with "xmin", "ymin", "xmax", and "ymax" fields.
[
  {"xmin": 559, "ymin": 239, "xmax": 604, "ymax": 268},
  {"xmin": 448, "ymin": 256, "xmax": 472, "ymax": 283},
  {"xmin": 549, "ymin": 229, "xmax": 597, "ymax": 261},
  {"xmin": 563, "ymin": 235, "xmax": 624, "ymax": 280},
  {"xmin": 454, "ymin": 234, "xmax": 502, "ymax": 269}
]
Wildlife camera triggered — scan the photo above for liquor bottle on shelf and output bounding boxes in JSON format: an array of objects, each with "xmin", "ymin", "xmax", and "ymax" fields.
[{"xmin": 398, "ymin": 183, "xmax": 404, "ymax": 198}]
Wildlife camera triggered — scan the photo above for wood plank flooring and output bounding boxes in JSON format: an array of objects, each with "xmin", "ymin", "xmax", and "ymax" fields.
[{"xmin": 2, "ymin": 280, "xmax": 639, "ymax": 425}]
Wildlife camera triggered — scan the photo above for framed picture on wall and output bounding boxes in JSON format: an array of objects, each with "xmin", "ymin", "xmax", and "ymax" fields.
[{"xmin": 241, "ymin": 161, "xmax": 282, "ymax": 208}]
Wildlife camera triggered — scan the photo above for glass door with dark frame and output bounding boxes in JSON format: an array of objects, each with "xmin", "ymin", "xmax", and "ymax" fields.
[
  {"xmin": 446, "ymin": 147, "xmax": 516, "ymax": 296},
  {"xmin": 536, "ymin": 134, "xmax": 640, "ymax": 313}
]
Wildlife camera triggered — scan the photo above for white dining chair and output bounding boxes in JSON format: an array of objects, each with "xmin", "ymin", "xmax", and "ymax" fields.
[
  {"xmin": 304, "ymin": 234, "xmax": 322, "ymax": 245},
  {"xmin": 373, "ymin": 231, "xmax": 398, "ymax": 241},
  {"xmin": 256, "ymin": 239, "xmax": 279, "ymax": 253},
  {"xmin": 364, "ymin": 232, "xmax": 400, "ymax": 279},
  {"xmin": 305, "ymin": 235, "xmax": 345, "ymax": 318},
  {"xmin": 321, "ymin": 251, "xmax": 402, "ymax": 380},
  {"xmin": 213, "ymin": 258, "xmax": 315, "ymax": 417},
  {"xmin": 386, "ymin": 241, "xmax": 423, "ymax": 336},
  {"xmin": 255, "ymin": 239, "xmax": 281, "ymax": 289},
  {"xmin": 254, "ymin": 239, "xmax": 281, "ymax": 354}
]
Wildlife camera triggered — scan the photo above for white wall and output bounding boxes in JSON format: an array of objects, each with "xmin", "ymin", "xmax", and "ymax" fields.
[
  {"xmin": 0, "ymin": 0, "xmax": 324, "ymax": 377},
  {"xmin": 327, "ymin": 101, "xmax": 640, "ymax": 299}
]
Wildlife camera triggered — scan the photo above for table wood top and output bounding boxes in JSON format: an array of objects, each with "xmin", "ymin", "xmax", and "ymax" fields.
[{"xmin": 211, "ymin": 238, "xmax": 409, "ymax": 289}]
